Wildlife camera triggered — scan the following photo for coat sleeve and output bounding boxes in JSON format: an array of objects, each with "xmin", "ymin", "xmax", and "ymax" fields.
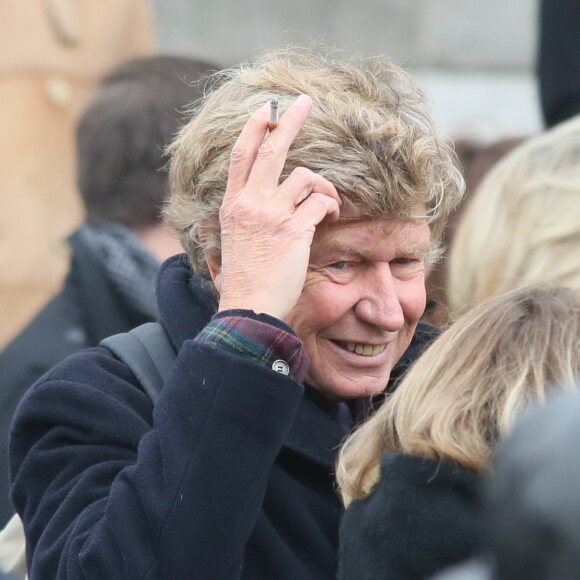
[{"xmin": 9, "ymin": 342, "xmax": 304, "ymax": 579}]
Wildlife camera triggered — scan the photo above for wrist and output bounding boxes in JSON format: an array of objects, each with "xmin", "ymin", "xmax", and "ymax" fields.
[{"xmin": 195, "ymin": 311, "xmax": 310, "ymax": 382}]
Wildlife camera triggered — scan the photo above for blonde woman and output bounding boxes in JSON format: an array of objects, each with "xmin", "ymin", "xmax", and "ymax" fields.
[
  {"xmin": 336, "ymin": 285, "xmax": 580, "ymax": 580},
  {"xmin": 447, "ymin": 114, "xmax": 580, "ymax": 317}
]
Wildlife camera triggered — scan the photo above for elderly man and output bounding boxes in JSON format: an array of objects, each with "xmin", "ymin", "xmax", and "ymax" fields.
[{"xmin": 10, "ymin": 48, "xmax": 464, "ymax": 579}]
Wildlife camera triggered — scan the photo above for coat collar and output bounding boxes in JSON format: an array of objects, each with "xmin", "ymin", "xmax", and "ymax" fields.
[{"xmin": 156, "ymin": 254, "xmax": 217, "ymax": 351}]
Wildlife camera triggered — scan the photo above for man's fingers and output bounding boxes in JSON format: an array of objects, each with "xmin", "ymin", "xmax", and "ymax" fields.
[
  {"xmin": 266, "ymin": 94, "xmax": 313, "ymax": 147},
  {"xmin": 226, "ymin": 94, "xmax": 315, "ymax": 202},
  {"xmin": 293, "ymin": 191, "xmax": 342, "ymax": 225},
  {"xmin": 275, "ymin": 167, "xmax": 342, "ymax": 211},
  {"xmin": 246, "ymin": 95, "xmax": 313, "ymax": 191},
  {"xmin": 225, "ymin": 101, "xmax": 270, "ymax": 195}
]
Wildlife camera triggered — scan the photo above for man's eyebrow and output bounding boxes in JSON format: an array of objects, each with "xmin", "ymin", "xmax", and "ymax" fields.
[
  {"xmin": 322, "ymin": 243, "xmax": 369, "ymax": 257},
  {"xmin": 399, "ymin": 241, "xmax": 434, "ymax": 257},
  {"xmin": 326, "ymin": 239, "xmax": 434, "ymax": 256}
]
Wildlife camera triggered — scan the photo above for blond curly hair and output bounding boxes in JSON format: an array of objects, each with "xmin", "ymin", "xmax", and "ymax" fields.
[{"xmin": 164, "ymin": 46, "xmax": 465, "ymax": 284}]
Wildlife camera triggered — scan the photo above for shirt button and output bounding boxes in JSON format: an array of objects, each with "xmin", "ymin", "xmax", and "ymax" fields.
[{"xmin": 272, "ymin": 359, "xmax": 290, "ymax": 375}]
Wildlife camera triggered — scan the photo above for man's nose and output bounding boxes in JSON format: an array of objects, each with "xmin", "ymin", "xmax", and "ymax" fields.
[{"xmin": 353, "ymin": 265, "xmax": 405, "ymax": 331}]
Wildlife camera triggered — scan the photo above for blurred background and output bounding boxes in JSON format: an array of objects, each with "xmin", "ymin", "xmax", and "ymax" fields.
[
  {"xmin": 151, "ymin": 0, "xmax": 540, "ymax": 142},
  {"xmin": 0, "ymin": 0, "xmax": 541, "ymax": 347}
]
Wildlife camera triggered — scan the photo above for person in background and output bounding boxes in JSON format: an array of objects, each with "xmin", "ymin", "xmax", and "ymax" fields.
[
  {"xmin": 433, "ymin": 388, "xmax": 580, "ymax": 580},
  {"xmin": 0, "ymin": 54, "xmax": 219, "ymax": 527},
  {"xmin": 336, "ymin": 285, "xmax": 580, "ymax": 580},
  {"xmin": 483, "ymin": 388, "xmax": 580, "ymax": 580},
  {"xmin": 538, "ymin": 0, "xmax": 580, "ymax": 128},
  {"xmin": 446, "ymin": 113, "xmax": 580, "ymax": 319},
  {"xmin": 422, "ymin": 136, "xmax": 523, "ymax": 327},
  {"xmin": 9, "ymin": 47, "xmax": 463, "ymax": 579}
]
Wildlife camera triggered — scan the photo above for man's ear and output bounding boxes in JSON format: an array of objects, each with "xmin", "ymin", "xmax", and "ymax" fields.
[
  {"xmin": 203, "ymin": 248, "xmax": 222, "ymax": 295},
  {"xmin": 205, "ymin": 249, "xmax": 222, "ymax": 293},
  {"xmin": 199, "ymin": 228, "xmax": 222, "ymax": 294}
]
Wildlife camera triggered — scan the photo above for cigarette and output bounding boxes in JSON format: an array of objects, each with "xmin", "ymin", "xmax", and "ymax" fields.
[{"xmin": 268, "ymin": 99, "xmax": 279, "ymax": 130}]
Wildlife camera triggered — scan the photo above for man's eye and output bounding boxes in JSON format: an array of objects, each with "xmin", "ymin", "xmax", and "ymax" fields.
[
  {"xmin": 329, "ymin": 262, "xmax": 347, "ymax": 270},
  {"xmin": 392, "ymin": 257, "xmax": 415, "ymax": 265}
]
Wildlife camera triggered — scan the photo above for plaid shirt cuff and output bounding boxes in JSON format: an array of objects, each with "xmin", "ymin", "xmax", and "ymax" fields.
[{"xmin": 195, "ymin": 309, "xmax": 310, "ymax": 382}]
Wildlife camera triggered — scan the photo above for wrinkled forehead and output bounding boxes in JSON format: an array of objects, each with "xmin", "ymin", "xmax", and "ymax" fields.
[{"xmin": 312, "ymin": 216, "xmax": 432, "ymax": 257}]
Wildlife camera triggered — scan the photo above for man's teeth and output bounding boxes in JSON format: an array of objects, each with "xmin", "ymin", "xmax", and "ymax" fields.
[{"xmin": 344, "ymin": 342, "xmax": 386, "ymax": 356}]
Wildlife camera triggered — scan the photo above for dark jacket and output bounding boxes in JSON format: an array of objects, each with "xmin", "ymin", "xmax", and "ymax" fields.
[
  {"xmin": 10, "ymin": 255, "xmax": 439, "ymax": 579},
  {"xmin": 338, "ymin": 453, "xmax": 483, "ymax": 580},
  {"xmin": 0, "ymin": 231, "xmax": 155, "ymax": 527}
]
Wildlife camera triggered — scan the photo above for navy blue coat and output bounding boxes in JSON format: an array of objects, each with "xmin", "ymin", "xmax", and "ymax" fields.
[{"xmin": 9, "ymin": 255, "xmax": 439, "ymax": 579}]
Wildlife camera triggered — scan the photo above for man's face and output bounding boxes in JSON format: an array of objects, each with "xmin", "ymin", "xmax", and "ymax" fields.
[{"xmin": 285, "ymin": 218, "xmax": 430, "ymax": 400}]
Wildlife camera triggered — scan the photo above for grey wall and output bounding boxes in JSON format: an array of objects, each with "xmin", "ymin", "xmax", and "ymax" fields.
[
  {"xmin": 151, "ymin": 0, "xmax": 537, "ymax": 69},
  {"xmin": 150, "ymin": 0, "xmax": 541, "ymax": 141}
]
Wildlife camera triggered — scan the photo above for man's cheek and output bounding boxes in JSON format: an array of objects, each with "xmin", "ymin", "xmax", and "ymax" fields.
[
  {"xmin": 405, "ymin": 290, "xmax": 428, "ymax": 321},
  {"xmin": 312, "ymin": 303, "xmax": 340, "ymax": 327}
]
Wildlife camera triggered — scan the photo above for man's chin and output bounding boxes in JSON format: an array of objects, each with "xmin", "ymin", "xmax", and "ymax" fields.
[{"xmin": 308, "ymin": 376, "xmax": 390, "ymax": 401}]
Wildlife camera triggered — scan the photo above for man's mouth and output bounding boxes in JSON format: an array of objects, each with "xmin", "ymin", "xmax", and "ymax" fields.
[{"xmin": 336, "ymin": 341, "xmax": 387, "ymax": 357}]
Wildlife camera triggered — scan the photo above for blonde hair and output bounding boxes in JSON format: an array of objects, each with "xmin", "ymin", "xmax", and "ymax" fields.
[
  {"xmin": 448, "ymin": 115, "xmax": 580, "ymax": 317},
  {"xmin": 164, "ymin": 46, "xmax": 464, "ymax": 283},
  {"xmin": 336, "ymin": 285, "xmax": 580, "ymax": 506}
]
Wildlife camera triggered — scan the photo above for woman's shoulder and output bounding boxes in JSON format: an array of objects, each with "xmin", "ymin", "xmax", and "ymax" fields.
[
  {"xmin": 346, "ymin": 453, "xmax": 483, "ymax": 521},
  {"xmin": 379, "ymin": 452, "xmax": 482, "ymax": 488},
  {"xmin": 339, "ymin": 454, "xmax": 484, "ymax": 579}
]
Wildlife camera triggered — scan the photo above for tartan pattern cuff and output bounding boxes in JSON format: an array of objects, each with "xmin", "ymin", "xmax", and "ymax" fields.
[{"xmin": 195, "ymin": 310, "xmax": 310, "ymax": 382}]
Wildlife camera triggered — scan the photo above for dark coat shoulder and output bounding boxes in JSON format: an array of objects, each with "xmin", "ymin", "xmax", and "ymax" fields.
[{"xmin": 339, "ymin": 453, "xmax": 483, "ymax": 580}]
